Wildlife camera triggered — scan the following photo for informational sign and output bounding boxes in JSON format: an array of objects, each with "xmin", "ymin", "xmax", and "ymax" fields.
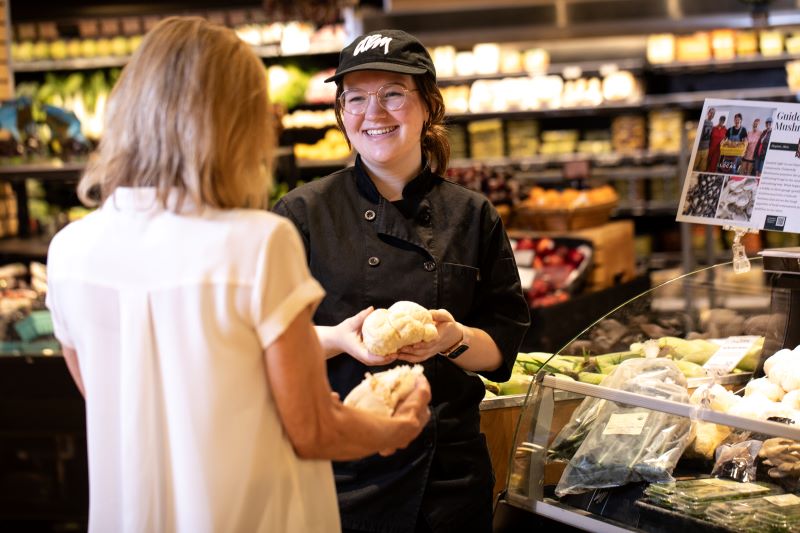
[
  {"xmin": 677, "ymin": 98, "xmax": 800, "ymax": 233},
  {"xmin": 703, "ymin": 335, "xmax": 761, "ymax": 373},
  {"xmin": 602, "ymin": 412, "xmax": 649, "ymax": 436}
]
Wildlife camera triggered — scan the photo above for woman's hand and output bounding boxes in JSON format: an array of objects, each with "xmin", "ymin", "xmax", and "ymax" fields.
[
  {"xmin": 396, "ymin": 309, "xmax": 464, "ymax": 363},
  {"xmin": 319, "ymin": 307, "xmax": 398, "ymax": 365}
]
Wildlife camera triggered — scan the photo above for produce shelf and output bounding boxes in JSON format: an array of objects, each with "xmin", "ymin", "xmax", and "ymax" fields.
[
  {"xmin": 11, "ymin": 44, "xmax": 341, "ymax": 73},
  {"xmin": 648, "ymin": 52, "xmax": 800, "ymax": 74},
  {"xmin": 437, "ymin": 57, "xmax": 646, "ymax": 86},
  {"xmin": 444, "ymin": 86, "xmax": 797, "ymax": 121},
  {"xmin": 0, "ymin": 162, "xmax": 85, "ymax": 181},
  {"xmin": 644, "ymin": 86, "xmax": 799, "ymax": 108},
  {"xmin": 0, "ymin": 237, "xmax": 50, "ymax": 261},
  {"xmin": 12, "ymin": 56, "xmax": 129, "ymax": 72},
  {"xmin": 449, "ymin": 151, "xmax": 679, "ymax": 170}
]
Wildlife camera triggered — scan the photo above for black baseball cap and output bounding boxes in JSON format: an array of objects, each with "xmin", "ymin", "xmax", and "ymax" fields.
[{"xmin": 324, "ymin": 29, "xmax": 436, "ymax": 83}]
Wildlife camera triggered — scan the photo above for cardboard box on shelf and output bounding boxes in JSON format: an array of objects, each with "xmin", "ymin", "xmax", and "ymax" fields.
[
  {"xmin": 509, "ymin": 220, "xmax": 636, "ymax": 290},
  {"xmin": 572, "ymin": 220, "xmax": 636, "ymax": 289}
]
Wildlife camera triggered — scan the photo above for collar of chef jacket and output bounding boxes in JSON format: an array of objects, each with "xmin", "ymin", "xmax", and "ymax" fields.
[{"xmin": 352, "ymin": 155, "xmax": 438, "ymax": 250}]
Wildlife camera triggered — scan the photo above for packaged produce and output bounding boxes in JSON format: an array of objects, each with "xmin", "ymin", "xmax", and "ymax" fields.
[
  {"xmin": 293, "ymin": 129, "xmax": 350, "ymax": 161},
  {"xmin": 735, "ymin": 30, "xmax": 759, "ymax": 56},
  {"xmin": 711, "ymin": 440, "xmax": 763, "ymax": 482},
  {"xmin": 676, "ymin": 32, "xmax": 712, "ymax": 62},
  {"xmin": 473, "ymin": 43, "xmax": 500, "ymax": 75},
  {"xmin": 787, "ymin": 33, "xmax": 800, "ymax": 55},
  {"xmin": 644, "ymin": 477, "xmax": 713, "ymax": 507},
  {"xmin": 467, "ymin": 118, "xmax": 504, "ymax": 158},
  {"xmin": 760, "ymin": 30, "xmax": 785, "ymax": 57},
  {"xmin": 670, "ymin": 478, "xmax": 780, "ymax": 516},
  {"xmin": 705, "ymin": 494, "xmax": 800, "ymax": 531},
  {"xmin": 552, "ymin": 359, "xmax": 693, "ymax": 496},
  {"xmin": 431, "ymin": 46, "xmax": 456, "ymax": 78},
  {"xmin": 646, "ymin": 33, "xmax": 676, "ymax": 64},
  {"xmin": 648, "ymin": 109, "xmax": 683, "ymax": 153},
  {"xmin": 611, "ymin": 115, "xmax": 646, "ymax": 153},
  {"xmin": 601, "ymin": 71, "xmax": 640, "ymax": 102},
  {"xmin": 710, "ymin": 29, "xmax": 736, "ymax": 60},
  {"xmin": 523, "ymin": 48, "xmax": 549, "ymax": 74}
]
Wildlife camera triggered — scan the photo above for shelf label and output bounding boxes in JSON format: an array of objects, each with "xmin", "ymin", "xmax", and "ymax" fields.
[
  {"xmin": 517, "ymin": 266, "xmax": 534, "ymax": 291},
  {"xmin": 700, "ymin": 478, "xmax": 770, "ymax": 493},
  {"xmin": 765, "ymin": 494, "xmax": 800, "ymax": 507},
  {"xmin": 703, "ymin": 335, "xmax": 760, "ymax": 373},
  {"xmin": 603, "ymin": 412, "xmax": 648, "ymax": 435},
  {"xmin": 513, "ymin": 249, "xmax": 534, "ymax": 267}
]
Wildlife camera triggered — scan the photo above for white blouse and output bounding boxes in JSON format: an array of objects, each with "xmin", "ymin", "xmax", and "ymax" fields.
[{"xmin": 46, "ymin": 188, "xmax": 339, "ymax": 533}]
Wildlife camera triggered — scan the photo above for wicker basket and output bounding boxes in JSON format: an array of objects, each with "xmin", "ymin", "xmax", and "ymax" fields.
[
  {"xmin": 512, "ymin": 201, "xmax": 617, "ymax": 231},
  {"xmin": 719, "ymin": 140, "xmax": 747, "ymax": 157}
]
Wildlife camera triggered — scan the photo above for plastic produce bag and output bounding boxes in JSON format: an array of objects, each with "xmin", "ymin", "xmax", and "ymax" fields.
[
  {"xmin": 554, "ymin": 358, "xmax": 694, "ymax": 496},
  {"xmin": 711, "ymin": 440, "xmax": 762, "ymax": 482},
  {"xmin": 549, "ymin": 357, "xmax": 687, "ymax": 461}
]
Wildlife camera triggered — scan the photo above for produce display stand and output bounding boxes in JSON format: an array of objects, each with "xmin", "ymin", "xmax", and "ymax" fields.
[{"xmin": 494, "ymin": 256, "xmax": 800, "ymax": 532}]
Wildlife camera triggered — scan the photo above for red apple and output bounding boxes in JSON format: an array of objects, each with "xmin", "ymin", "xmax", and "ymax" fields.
[
  {"xmin": 536, "ymin": 237, "xmax": 555, "ymax": 254},
  {"xmin": 517, "ymin": 237, "xmax": 536, "ymax": 251}
]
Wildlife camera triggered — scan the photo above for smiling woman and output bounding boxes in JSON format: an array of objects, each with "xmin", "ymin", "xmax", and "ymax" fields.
[
  {"xmin": 273, "ymin": 28, "xmax": 530, "ymax": 533},
  {"xmin": 338, "ymin": 71, "xmax": 428, "ymax": 197}
]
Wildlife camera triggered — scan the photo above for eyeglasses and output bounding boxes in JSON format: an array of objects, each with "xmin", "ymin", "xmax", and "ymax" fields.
[{"xmin": 339, "ymin": 83, "xmax": 419, "ymax": 115}]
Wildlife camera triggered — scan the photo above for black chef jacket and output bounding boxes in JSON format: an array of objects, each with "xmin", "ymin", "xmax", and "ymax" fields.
[{"xmin": 273, "ymin": 157, "xmax": 530, "ymax": 533}]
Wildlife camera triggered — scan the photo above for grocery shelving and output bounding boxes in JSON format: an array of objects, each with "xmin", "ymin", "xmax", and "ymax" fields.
[
  {"xmin": 437, "ymin": 57, "xmax": 647, "ymax": 86},
  {"xmin": 648, "ymin": 51, "xmax": 800, "ymax": 73},
  {"xmin": 0, "ymin": 237, "xmax": 50, "ymax": 261},
  {"xmin": 11, "ymin": 44, "xmax": 341, "ymax": 73},
  {"xmin": 12, "ymin": 56, "xmax": 129, "ymax": 72},
  {"xmin": 449, "ymin": 151, "xmax": 680, "ymax": 170},
  {"xmin": 0, "ymin": 161, "xmax": 85, "ymax": 181},
  {"xmin": 445, "ymin": 86, "xmax": 798, "ymax": 122}
]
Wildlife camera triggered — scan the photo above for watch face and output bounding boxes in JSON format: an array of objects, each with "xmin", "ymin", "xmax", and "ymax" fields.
[{"xmin": 447, "ymin": 344, "xmax": 469, "ymax": 359}]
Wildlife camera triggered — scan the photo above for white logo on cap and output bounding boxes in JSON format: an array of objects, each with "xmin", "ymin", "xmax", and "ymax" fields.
[{"xmin": 353, "ymin": 34, "xmax": 393, "ymax": 56}]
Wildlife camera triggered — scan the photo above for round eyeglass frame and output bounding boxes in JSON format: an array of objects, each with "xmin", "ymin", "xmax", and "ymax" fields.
[{"xmin": 338, "ymin": 83, "xmax": 419, "ymax": 115}]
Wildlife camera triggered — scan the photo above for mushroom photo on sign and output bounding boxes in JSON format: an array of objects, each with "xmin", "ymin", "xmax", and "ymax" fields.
[
  {"xmin": 682, "ymin": 173, "xmax": 725, "ymax": 218},
  {"xmin": 715, "ymin": 176, "xmax": 759, "ymax": 222}
]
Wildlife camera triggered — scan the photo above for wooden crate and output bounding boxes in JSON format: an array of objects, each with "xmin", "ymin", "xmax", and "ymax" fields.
[
  {"xmin": 509, "ymin": 220, "xmax": 636, "ymax": 291},
  {"xmin": 513, "ymin": 202, "xmax": 616, "ymax": 231},
  {"xmin": 571, "ymin": 220, "xmax": 636, "ymax": 289}
]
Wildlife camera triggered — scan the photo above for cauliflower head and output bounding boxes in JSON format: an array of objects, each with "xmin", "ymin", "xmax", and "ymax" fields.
[
  {"xmin": 343, "ymin": 364, "xmax": 425, "ymax": 416},
  {"xmin": 362, "ymin": 301, "xmax": 438, "ymax": 356}
]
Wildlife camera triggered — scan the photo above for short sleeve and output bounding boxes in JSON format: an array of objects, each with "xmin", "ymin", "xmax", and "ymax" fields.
[
  {"xmin": 45, "ymin": 239, "xmax": 75, "ymax": 349},
  {"xmin": 252, "ymin": 218, "xmax": 325, "ymax": 348}
]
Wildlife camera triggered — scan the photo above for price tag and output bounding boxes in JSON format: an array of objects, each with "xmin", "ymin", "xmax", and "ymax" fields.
[
  {"xmin": 700, "ymin": 478, "xmax": 770, "ymax": 493},
  {"xmin": 765, "ymin": 494, "xmax": 800, "ymax": 507},
  {"xmin": 602, "ymin": 412, "xmax": 648, "ymax": 435},
  {"xmin": 514, "ymin": 249, "xmax": 534, "ymax": 267},
  {"xmin": 517, "ymin": 267, "xmax": 534, "ymax": 291},
  {"xmin": 702, "ymin": 335, "xmax": 760, "ymax": 373}
]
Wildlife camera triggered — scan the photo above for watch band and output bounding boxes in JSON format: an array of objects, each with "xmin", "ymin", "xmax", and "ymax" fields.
[
  {"xmin": 439, "ymin": 327, "xmax": 470, "ymax": 359},
  {"xmin": 441, "ymin": 343, "xmax": 470, "ymax": 359}
]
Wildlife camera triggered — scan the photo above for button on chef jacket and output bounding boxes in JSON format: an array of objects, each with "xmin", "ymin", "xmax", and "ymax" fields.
[{"xmin": 273, "ymin": 156, "xmax": 530, "ymax": 533}]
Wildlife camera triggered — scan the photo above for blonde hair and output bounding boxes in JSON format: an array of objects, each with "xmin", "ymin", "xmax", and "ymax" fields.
[{"xmin": 78, "ymin": 16, "xmax": 273, "ymax": 210}]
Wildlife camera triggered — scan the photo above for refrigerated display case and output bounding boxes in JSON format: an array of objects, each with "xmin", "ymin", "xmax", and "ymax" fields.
[{"xmin": 497, "ymin": 253, "xmax": 800, "ymax": 532}]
